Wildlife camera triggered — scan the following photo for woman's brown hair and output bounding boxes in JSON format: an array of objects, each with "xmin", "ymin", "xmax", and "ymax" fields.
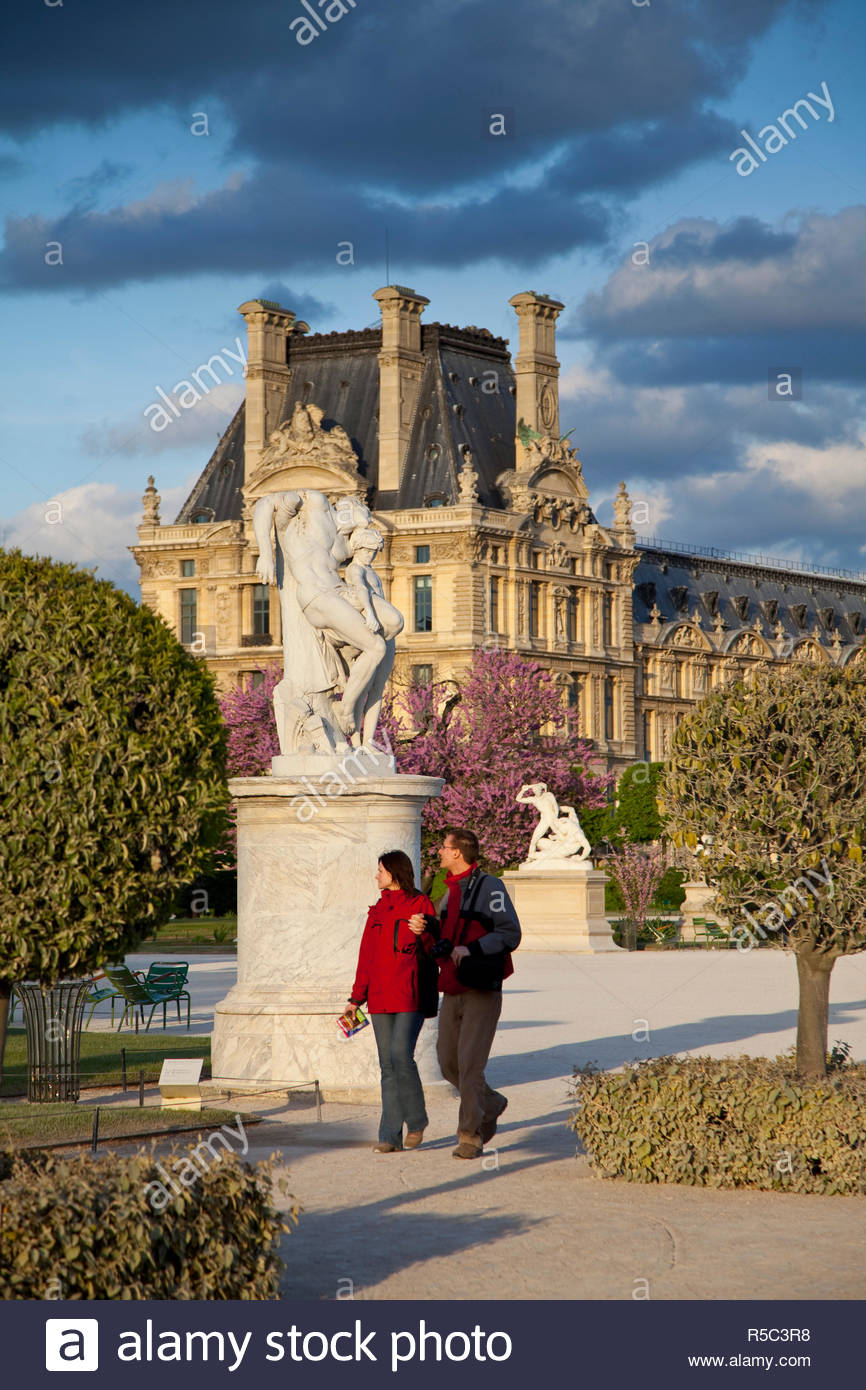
[{"xmin": 378, "ymin": 850, "xmax": 416, "ymax": 893}]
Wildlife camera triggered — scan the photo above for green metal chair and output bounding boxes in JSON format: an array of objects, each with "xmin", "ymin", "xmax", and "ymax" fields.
[
  {"xmin": 102, "ymin": 964, "xmax": 191, "ymax": 1032},
  {"xmin": 84, "ymin": 972, "xmax": 124, "ymax": 1028}
]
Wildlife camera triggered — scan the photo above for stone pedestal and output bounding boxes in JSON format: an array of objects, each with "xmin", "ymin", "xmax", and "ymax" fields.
[
  {"xmin": 680, "ymin": 879, "xmax": 728, "ymax": 942},
  {"xmin": 502, "ymin": 861, "xmax": 622, "ymax": 953},
  {"xmin": 212, "ymin": 771, "xmax": 443, "ymax": 1101}
]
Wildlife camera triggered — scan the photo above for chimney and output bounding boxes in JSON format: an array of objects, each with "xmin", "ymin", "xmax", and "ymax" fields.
[
  {"xmin": 508, "ymin": 291, "xmax": 565, "ymax": 458},
  {"xmin": 237, "ymin": 299, "xmax": 309, "ymax": 482},
  {"xmin": 373, "ymin": 285, "xmax": 429, "ymax": 492}
]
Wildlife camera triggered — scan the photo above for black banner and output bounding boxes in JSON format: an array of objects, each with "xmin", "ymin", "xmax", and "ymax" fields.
[{"xmin": 2, "ymin": 1300, "xmax": 853, "ymax": 1387}]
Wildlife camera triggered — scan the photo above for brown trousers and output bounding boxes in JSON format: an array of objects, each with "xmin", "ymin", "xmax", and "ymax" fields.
[{"xmin": 436, "ymin": 989, "xmax": 505, "ymax": 1146}]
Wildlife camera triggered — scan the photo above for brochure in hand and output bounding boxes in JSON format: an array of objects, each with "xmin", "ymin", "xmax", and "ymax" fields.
[{"xmin": 338, "ymin": 1005, "xmax": 370, "ymax": 1038}]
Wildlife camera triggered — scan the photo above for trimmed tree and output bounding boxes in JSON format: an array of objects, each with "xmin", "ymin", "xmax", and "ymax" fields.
[
  {"xmin": 380, "ymin": 647, "xmax": 611, "ymax": 873},
  {"xmin": 0, "ymin": 551, "xmax": 228, "ymax": 1083},
  {"xmin": 609, "ymin": 761, "xmax": 664, "ymax": 842},
  {"xmin": 658, "ymin": 660, "xmax": 866, "ymax": 1078}
]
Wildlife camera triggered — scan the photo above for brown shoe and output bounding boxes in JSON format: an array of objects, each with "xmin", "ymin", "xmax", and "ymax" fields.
[
  {"xmin": 372, "ymin": 1143, "xmax": 399, "ymax": 1154},
  {"xmin": 404, "ymin": 1130, "xmax": 425, "ymax": 1149},
  {"xmin": 479, "ymin": 1098, "xmax": 508, "ymax": 1145},
  {"xmin": 452, "ymin": 1141, "xmax": 482, "ymax": 1160}
]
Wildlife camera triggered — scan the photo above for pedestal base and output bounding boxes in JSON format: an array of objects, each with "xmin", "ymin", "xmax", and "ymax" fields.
[
  {"xmin": 211, "ymin": 771, "xmax": 444, "ymax": 1098},
  {"xmin": 213, "ymin": 987, "xmax": 445, "ymax": 1103},
  {"xmin": 503, "ymin": 864, "xmax": 622, "ymax": 953}
]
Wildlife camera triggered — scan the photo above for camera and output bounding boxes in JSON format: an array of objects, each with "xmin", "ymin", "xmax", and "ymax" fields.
[{"xmin": 430, "ymin": 937, "xmax": 453, "ymax": 960}]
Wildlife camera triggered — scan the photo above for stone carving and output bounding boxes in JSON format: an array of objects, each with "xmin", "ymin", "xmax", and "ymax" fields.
[
  {"xmin": 613, "ymin": 480, "xmax": 632, "ymax": 533},
  {"xmin": 549, "ymin": 541, "xmax": 571, "ymax": 570},
  {"xmin": 457, "ymin": 447, "xmax": 480, "ymax": 503},
  {"xmin": 671, "ymin": 624, "xmax": 703, "ymax": 649},
  {"xmin": 216, "ymin": 590, "xmax": 233, "ymax": 643},
  {"xmin": 261, "ymin": 402, "xmax": 357, "ymax": 471},
  {"xmin": 254, "ymin": 489, "xmax": 403, "ymax": 756},
  {"xmin": 729, "ymin": 631, "xmax": 765, "ymax": 656},
  {"xmin": 141, "ymin": 476, "xmax": 161, "ymax": 526},
  {"xmin": 516, "ymin": 783, "xmax": 592, "ymax": 862}
]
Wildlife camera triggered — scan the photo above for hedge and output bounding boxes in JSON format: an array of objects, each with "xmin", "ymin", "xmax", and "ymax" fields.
[
  {"xmin": 570, "ymin": 1054, "xmax": 866, "ymax": 1195},
  {"xmin": 0, "ymin": 1143, "xmax": 297, "ymax": 1298}
]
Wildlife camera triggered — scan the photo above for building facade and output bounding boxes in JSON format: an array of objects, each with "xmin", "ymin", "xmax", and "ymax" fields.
[{"xmin": 132, "ymin": 286, "xmax": 866, "ymax": 772}]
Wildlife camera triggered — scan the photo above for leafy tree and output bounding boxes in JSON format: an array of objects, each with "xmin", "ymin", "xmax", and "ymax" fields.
[
  {"xmin": 0, "ymin": 551, "xmax": 228, "ymax": 1082},
  {"xmin": 610, "ymin": 761, "xmax": 664, "ymax": 842},
  {"xmin": 658, "ymin": 661, "xmax": 866, "ymax": 1078},
  {"xmin": 380, "ymin": 648, "xmax": 611, "ymax": 873}
]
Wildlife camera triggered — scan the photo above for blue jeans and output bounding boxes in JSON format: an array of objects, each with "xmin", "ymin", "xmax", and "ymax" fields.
[{"xmin": 370, "ymin": 1011, "xmax": 427, "ymax": 1148}]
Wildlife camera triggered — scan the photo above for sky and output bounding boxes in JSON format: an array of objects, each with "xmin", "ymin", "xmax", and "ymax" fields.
[{"xmin": 1, "ymin": 0, "xmax": 864, "ymax": 592}]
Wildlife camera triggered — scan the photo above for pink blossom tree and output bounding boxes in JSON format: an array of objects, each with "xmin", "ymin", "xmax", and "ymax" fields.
[
  {"xmin": 219, "ymin": 665, "xmax": 281, "ymax": 777},
  {"xmin": 380, "ymin": 647, "xmax": 611, "ymax": 872},
  {"xmin": 217, "ymin": 666, "xmax": 281, "ymax": 864},
  {"xmin": 605, "ymin": 840, "xmax": 667, "ymax": 933}
]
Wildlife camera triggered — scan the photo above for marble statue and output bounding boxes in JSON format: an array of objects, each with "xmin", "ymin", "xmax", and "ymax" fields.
[
  {"xmin": 516, "ymin": 782, "xmax": 592, "ymax": 861},
  {"xmin": 253, "ymin": 489, "xmax": 403, "ymax": 756}
]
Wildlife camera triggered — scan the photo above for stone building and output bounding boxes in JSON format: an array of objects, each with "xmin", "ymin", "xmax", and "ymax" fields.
[{"xmin": 132, "ymin": 286, "xmax": 866, "ymax": 772}]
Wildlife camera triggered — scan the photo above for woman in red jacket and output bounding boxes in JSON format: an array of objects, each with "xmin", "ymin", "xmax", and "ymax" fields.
[{"xmin": 346, "ymin": 850, "xmax": 437, "ymax": 1153}]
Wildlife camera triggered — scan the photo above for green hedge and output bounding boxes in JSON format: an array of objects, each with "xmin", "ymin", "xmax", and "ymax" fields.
[
  {"xmin": 570, "ymin": 1054, "xmax": 866, "ymax": 1195},
  {"xmin": 0, "ymin": 1143, "xmax": 297, "ymax": 1298}
]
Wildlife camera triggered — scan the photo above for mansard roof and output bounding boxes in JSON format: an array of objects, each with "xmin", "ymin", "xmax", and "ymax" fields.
[
  {"xmin": 176, "ymin": 401, "xmax": 245, "ymax": 524},
  {"xmin": 174, "ymin": 320, "xmax": 515, "ymax": 523},
  {"xmin": 635, "ymin": 541, "xmax": 866, "ymax": 647}
]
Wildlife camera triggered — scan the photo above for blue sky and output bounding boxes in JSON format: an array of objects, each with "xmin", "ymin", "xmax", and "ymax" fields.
[{"xmin": 1, "ymin": 0, "xmax": 864, "ymax": 590}]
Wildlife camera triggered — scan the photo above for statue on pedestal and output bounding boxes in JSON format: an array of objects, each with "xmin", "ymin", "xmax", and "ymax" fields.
[
  {"xmin": 253, "ymin": 489, "xmax": 403, "ymax": 756},
  {"xmin": 516, "ymin": 783, "xmax": 592, "ymax": 862}
]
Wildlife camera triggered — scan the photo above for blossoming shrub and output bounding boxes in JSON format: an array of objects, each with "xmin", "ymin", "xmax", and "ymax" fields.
[{"xmin": 570, "ymin": 1054, "xmax": 866, "ymax": 1195}]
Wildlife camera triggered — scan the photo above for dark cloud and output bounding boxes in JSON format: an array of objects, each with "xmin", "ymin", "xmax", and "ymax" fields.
[
  {"xmin": 573, "ymin": 208, "xmax": 866, "ymax": 353},
  {"xmin": 651, "ymin": 216, "xmax": 799, "ymax": 266},
  {"xmin": 0, "ymin": 0, "xmax": 823, "ymax": 290},
  {"xmin": 0, "ymin": 162, "xmax": 611, "ymax": 291}
]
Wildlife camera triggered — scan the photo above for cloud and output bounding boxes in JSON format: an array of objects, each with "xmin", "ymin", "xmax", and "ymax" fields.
[
  {"xmin": 79, "ymin": 381, "xmax": 244, "ymax": 458},
  {"xmin": 0, "ymin": 163, "xmax": 612, "ymax": 290},
  {"xmin": 562, "ymin": 360, "xmax": 866, "ymax": 570},
  {"xmin": 0, "ymin": 478, "xmax": 194, "ymax": 593},
  {"xmin": 577, "ymin": 207, "xmax": 866, "ymax": 344},
  {"xmin": 61, "ymin": 159, "xmax": 134, "ymax": 208},
  {"xmin": 0, "ymin": 0, "xmax": 819, "ymax": 289}
]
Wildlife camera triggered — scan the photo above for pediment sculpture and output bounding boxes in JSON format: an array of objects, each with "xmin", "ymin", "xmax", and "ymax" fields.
[{"xmin": 248, "ymin": 402, "xmax": 364, "ymax": 493}]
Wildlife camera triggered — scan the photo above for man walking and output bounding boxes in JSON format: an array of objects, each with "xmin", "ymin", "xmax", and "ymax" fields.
[{"xmin": 410, "ymin": 827, "xmax": 521, "ymax": 1159}]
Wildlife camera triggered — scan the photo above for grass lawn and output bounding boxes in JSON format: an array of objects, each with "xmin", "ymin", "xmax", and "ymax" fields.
[
  {"xmin": 0, "ymin": 1103, "xmax": 256, "ymax": 1150},
  {"xmin": 1, "ymin": 1030, "xmax": 211, "ymax": 1098},
  {"xmin": 137, "ymin": 915, "xmax": 237, "ymax": 952}
]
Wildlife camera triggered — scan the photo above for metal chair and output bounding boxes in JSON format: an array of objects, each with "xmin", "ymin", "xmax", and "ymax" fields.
[{"xmin": 102, "ymin": 964, "xmax": 191, "ymax": 1031}]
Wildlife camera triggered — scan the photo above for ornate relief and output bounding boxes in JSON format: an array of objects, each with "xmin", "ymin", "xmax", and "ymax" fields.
[
  {"xmin": 728, "ymin": 631, "xmax": 767, "ymax": 657},
  {"xmin": 246, "ymin": 401, "xmax": 364, "ymax": 494},
  {"xmin": 216, "ymin": 591, "xmax": 233, "ymax": 643},
  {"xmin": 538, "ymin": 382, "xmax": 557, "ymax": 431},
  {"xmin": 792, "ymin": 639, "xmax": 826, "ymax": 663},
  {"xmin": 692, "ymin": 658, "xmax": 709, "ymax": 694},
  {"xmin": 670, "ymin": 624, "xmax": 704, "ymax": 650},
  {"xmin": 549, "ymin": 541, "xmax": 571, "ymax": 570}
]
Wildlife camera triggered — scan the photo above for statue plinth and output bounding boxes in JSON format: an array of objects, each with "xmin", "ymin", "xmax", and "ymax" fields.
[
  {"xmin": 212, "ymin": 772, "xmax": 444, "ymax": 1101},
  {"xmin": 502, "ymin": 861, "xmax": 622, "ymax": 953}
]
